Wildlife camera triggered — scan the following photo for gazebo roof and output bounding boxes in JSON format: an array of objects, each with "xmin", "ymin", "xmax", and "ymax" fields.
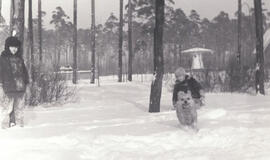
[{"xmin": 182, "ymin": 47, "xmax": 214, "ymax": 54}]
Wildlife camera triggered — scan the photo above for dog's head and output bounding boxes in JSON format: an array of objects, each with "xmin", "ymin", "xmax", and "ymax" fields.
[{"xmin": 177, "ymin": 91, "xmax": 194, "ymax": 108}]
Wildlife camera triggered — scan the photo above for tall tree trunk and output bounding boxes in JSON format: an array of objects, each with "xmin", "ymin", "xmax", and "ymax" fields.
[
  {"xmin": 57, "ymin": 43, "xmax": 61, "ymax": 68},
  {"xmin": 97, "ymin": 51, "xmax": 100, "ymax": 86},
  {"xmin": 10, "ymin": 0, "xmax": 25, "ymax": 44},
  {"xmin": 237, "ymin": 0, "xmax": 242, "ymax": 65},
  {"xmin": 28, "ymin": 0, "xmax": 35, "ymax": 82},
  {"xmin": 173, "ymin": 43, "xmax": 177, "ymax": 70},
  {"xmin": 178, "ymin": 44, "xmax": 182, "ymax": 67},
  {"xmin": 73, "ymin": 0, "xmax": 78, "ymax": 84},
  {"xmin": 90, "ymin": 0, "xmax": 96, "ymax": 84},
  {"xmin": 128, "ymin": 0, "xmax": 133, "ymax": 81},
  {"xmin": 38, "ymin": 0, "xmax": 42, "ymax": 64},
  {"xmin": 149, "ymin": 0, "xmax": 164, "ymax": 113},
  {"xmin": 254, "ymin": 0, "xmax": 265, "ymax": 95},
  {"xmin": 118, "ymin": 0, "xmax": 123, "ymax": 82},
  {"xmin": 0, "ymin": 0, "xmax": 1, "ymax": 17}
]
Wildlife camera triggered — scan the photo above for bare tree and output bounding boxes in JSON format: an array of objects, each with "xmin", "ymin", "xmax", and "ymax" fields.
[
  {"xmin": 90, "ymin": 0, "xmax": 96, "ymax": 84},
  {"xmin": 149, "ymin": 0, "xmax": 164, "ymax": 113},
  {"xmin": 254, "ymin": 0, "xmax": 265, "ymax": 94},
  {"xmin": 128, "ymin": 0, "xmax": 133, "ymax": 81},
  {"xmin": 118, "ymin": 0, "xmax": 123, "ymax": 82},
  {"xmin": 73, "ymin": 0, "xmax": 78, "ymax": 84}
]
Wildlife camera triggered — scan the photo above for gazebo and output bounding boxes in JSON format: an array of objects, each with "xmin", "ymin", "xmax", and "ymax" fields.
[{"xmin": 182, "ymin": 47, "xmax": 214, "ymax": 70}]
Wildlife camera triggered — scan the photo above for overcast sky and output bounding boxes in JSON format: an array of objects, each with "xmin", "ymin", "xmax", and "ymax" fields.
[{"xmin": 1, "ymin": 0, "xmax": 270, "ymax": 29}]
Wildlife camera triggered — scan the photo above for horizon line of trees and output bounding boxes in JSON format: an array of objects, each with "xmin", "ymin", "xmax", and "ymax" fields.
[
  {"xmin": 0, "ymin": 0, "xmax": 268, "ymax": 111},
  {"xmin": 1, "ymin": 1, "xmax": 270, "ymax": 77}
]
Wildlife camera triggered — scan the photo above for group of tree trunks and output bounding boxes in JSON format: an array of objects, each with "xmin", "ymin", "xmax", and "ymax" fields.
[{"xmin": 6, "ymin": 0, "xmax": 266, "ymax": 113}]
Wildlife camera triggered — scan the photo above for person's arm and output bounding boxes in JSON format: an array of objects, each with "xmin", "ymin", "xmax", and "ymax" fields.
[
  {"xmin": 0, "ymin": 57, "xmax": 3, "ymax": 85},
  {"xmin": 22, "ymin": 59, "xmax": 29, "ymax": 85},
  {"xmin": 172, "ymin": 84, "xmax": 177, "ymax": 106},
  {"xmin": 193, "ymin": 78, "xmax": 202, "ymax": 90},
  {"xmin": 189, "ymin": 78, "xmax": 202, "ymax": 92},
  {"xmin": 193, "ymin": 78, "xmax": 205, "ymax": 105},
  {"xmin": 0, "ymin": 58, "xmax": 4, "ymax": 97},
  {"xmin": 189, "ymin": 77, "xmax": 204, "ymax": 98}
]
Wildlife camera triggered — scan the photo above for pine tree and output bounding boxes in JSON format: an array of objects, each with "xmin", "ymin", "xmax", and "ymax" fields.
[
  {"xmin": 38, "ymin": 0, "xmax": 42, "ymax": 64},
  {"xmin": 28, "ymin": 0, "xmax": 35, "ymax": 81},
  {"xmin": 118, "ymin": 0, "xmax": 124, "ymax": 82},
  {"xmin": 128, "ymin": 0, "xmax": 133, "ymax": 81},
  {"xmin": 149, "ymin": 0, "xmax": 164, "ymax": 112},
  {"xmin": 254, "ymin": 0, "xmax": 265, "ymax": 95},
  {"xmin": 90, "ymin": 0, "xmax": 96, "ymax": 84},
  {"xmin": 73, "ymin": 0, "xmax": 78, "ymax": 84},
  {"xmin": 237, "ymin": 0, "xmax": 242, "ymax": 65}
]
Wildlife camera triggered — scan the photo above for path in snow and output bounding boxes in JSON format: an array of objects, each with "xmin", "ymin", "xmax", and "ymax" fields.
[{"xmin": 0, "ymin": 80, "xmax": 270, "ymax": 160}]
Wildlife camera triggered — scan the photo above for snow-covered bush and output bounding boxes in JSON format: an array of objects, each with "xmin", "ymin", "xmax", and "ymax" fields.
[{"xmin": 26, "ymin": 71, "xmax": 76, "ymax": 106}]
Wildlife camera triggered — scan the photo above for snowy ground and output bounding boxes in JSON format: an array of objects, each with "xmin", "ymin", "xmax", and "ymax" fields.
[{"xmin": 1, "ymin": 75, "xmax": 270, "ymax": 160}]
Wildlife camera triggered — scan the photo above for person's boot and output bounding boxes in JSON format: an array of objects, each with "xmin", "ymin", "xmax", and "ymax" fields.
[{"xmin": 9, "ymin": 111, "xmax": 16, "ymax": 127}]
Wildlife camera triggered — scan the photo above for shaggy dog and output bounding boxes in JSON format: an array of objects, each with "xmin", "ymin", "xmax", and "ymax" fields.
[{"xmin": 175, "ymin": 91, "xmax": 198, "ymax": 130}]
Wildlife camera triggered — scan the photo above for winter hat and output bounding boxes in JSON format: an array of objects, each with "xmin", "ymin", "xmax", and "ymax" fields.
[
  {"xmin": 175, "ymin": 67, "xmax": 186, "ymax": 77},
  {"xmin": 5, "ymin": 36, "xmax": 21, "ymax": 49}
]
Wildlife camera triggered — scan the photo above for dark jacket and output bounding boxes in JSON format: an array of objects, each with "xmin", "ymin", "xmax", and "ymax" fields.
[
  {"xmin": 173, "ymin": 76, "xmax": 202, "ymax": 103},
  {"xmin": 0, "ymin": 37, "xmax": 29, "ymax": 94}
]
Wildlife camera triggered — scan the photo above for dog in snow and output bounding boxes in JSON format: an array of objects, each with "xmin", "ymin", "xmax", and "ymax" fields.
[{"xmin": 175, "ymin": 91, "xmax": 198, "ymax": 131}]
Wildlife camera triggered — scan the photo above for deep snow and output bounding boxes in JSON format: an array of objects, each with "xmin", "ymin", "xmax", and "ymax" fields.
[{"xmin": 0, "ymin": 75, "xmax": 270, "ymax": 160}]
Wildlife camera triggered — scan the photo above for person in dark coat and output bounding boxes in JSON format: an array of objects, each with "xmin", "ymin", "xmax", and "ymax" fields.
[
  {"xmin": 0, "ymin": 36, "xmax": 29, "ymax": 128},
  {"xmin": 172, "ymin": 67, "xmax": 205, "ymax": 109}
]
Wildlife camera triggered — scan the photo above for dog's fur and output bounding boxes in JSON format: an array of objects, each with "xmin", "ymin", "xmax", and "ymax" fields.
[{"xmin": 175, "ymin": 91, "xmax": 198, "ymax": 130}]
